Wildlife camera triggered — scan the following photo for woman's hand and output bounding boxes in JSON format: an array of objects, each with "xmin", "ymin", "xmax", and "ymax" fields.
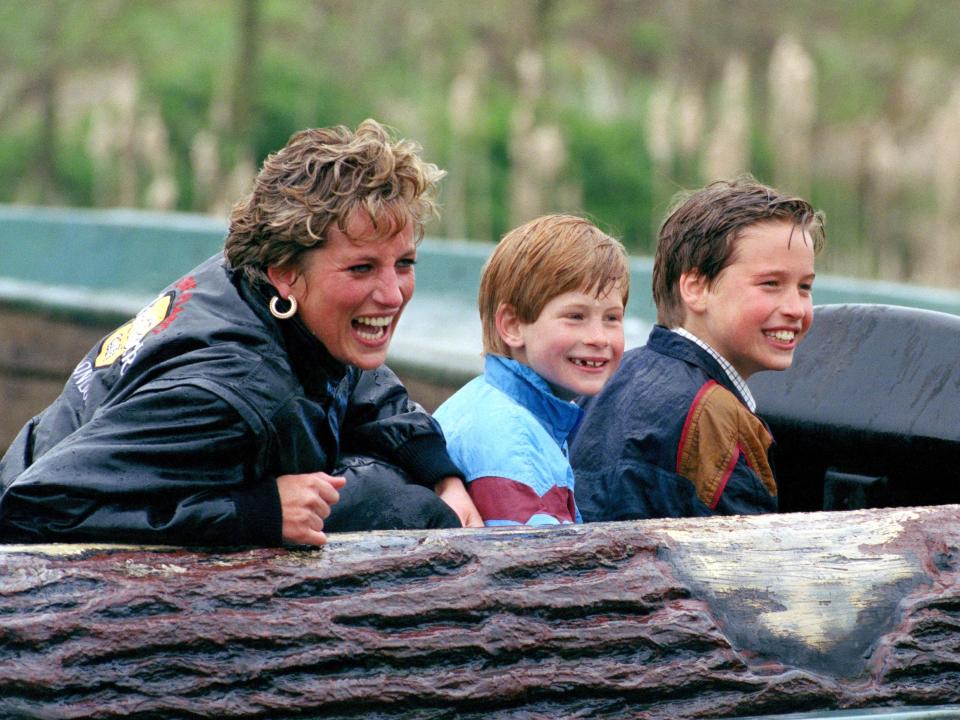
[
  {"xmin": 435, "ymin": 476, "xmax": 483, "ymax": 528},
  {"xmin": 277, "ymin": 472, "xmax": 347, "ymax": 545}
]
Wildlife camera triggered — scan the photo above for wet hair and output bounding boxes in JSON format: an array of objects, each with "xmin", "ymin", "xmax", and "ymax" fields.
[
  {"xmin": 225, "ymin": 119, "xmax": 445, "ymax": 285},
  {"xmin": 653, "ymin": 176, "xmax": 826, "ymax": 327},
  {"xmin": 479, "ymin": 214, "xmax": 630, "ymax": 357}
]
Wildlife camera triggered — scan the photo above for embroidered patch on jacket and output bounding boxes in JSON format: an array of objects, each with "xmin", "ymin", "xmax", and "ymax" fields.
[
  {"xmin": 676, "ymin": 380, "xmax": 776, "ymax": 509},
  {"xmin": 94, "ymin": 291, "xmax": 175, "ymax": 370}
]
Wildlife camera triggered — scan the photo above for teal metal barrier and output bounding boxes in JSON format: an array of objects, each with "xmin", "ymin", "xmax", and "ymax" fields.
[
  {"xmin": 4, "ymin": 203, "xmax": 960, "ymax": 381},
  {"xmin": 0, "ymin": 204, "xmax": 224, "ymax": 292}
]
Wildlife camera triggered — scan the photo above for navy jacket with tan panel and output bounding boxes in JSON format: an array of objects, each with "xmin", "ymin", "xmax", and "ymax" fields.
[{"xmin": 570, "ymin": 325, "xmax": 777, "ymax": 521}]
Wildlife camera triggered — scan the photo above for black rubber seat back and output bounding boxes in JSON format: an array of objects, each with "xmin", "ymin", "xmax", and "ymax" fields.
[{"xmin": 749, "ymin": 303, "xmax": 960, "ymax": 512}]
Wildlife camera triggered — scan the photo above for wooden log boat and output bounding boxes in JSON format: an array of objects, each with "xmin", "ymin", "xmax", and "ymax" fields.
[{"xmin": 1, "ymin": 504, "xmax": 959, "ymax": 719}]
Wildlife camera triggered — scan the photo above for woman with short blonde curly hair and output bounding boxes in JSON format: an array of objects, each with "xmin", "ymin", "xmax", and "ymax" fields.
[
  {"xmin": 0, "ymin": 119, "xmax": 482, "ymax": 548},
  {"xmin": 226, "ymin": 119, "xmax": 444, "ymax": 285}
]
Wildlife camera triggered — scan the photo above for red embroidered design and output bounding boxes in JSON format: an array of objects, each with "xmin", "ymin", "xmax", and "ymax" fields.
[{"xmin": 154, "ymin": 275, "xmax": 196, "ymax": 333}]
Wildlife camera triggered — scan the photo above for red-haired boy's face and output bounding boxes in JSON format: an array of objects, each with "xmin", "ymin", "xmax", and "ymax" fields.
[
  {"xmin": 505, "ymin": 286, "xmax": 625, "ymax": 399},
  {"xmin": 680, "ymin": 219, "xmax": 815, "ymax": 379}
]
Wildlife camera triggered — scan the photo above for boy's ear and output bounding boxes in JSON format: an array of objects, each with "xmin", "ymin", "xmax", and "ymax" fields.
[
  {"xmin": 266, "ymin": 265, "xmax": 300, "ymax": 298},
  {"xmin": 679, "ymin": 270, "xmax": 709, "ymax": 315},
  {"xmin": 495, "ymin": 303, "xmax": 526, "ymax": 350}
]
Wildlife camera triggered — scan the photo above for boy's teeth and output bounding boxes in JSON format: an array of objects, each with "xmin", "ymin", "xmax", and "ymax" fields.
[
  {"xmin": 572, "ymin": 359, "xmax": 604, "ymax": 368},
  {"xmin": 766, "ymin": 330, "xmax": 795, "ymax": 342}
]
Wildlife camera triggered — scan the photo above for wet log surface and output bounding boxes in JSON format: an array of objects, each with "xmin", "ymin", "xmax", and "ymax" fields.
[{"xmin": 1, "ymin": 505, "xmax": 959, "ymax": 719}]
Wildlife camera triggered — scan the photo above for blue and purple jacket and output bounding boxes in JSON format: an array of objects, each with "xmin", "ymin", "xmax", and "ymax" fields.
[{"xmin": 434, "ymin": 354, "xmax": 582, "ymax": 526}]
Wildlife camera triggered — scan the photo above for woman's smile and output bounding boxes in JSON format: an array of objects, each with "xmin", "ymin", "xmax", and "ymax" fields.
[{"xmin": 353, "ymin": 314, "xmax": 396, "ymax": 343}]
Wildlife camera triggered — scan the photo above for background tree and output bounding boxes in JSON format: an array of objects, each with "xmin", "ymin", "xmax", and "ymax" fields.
[{"xmin": 1, "ymin": 0, "xmax": 959, "ymax": 287}]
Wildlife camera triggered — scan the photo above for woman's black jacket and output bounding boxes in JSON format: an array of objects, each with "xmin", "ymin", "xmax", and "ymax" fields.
[{"xmin": 0, "ymin": 254, "xmax": 461, "ymax": 545}]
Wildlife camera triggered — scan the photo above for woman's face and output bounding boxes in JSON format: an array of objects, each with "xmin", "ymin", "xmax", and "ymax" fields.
[{"xmin": 268, "ymin": 211, "xmax": 416, "ymax": 370}]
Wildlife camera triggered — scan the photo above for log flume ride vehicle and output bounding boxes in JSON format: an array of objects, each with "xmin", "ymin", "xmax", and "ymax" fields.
[{"xmin": 2, "ymin": 304, "xmax": 958, "ymax": 720}]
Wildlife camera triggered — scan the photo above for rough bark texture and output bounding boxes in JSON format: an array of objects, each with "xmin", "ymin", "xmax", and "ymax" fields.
[{"xmin": 1, "ymin": 505, "xmax": 959, "ymax": 719}]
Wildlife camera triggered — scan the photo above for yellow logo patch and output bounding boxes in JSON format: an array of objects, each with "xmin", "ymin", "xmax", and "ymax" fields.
[{"xmin": 94, "ymin": 292, "xmax": 174, "ymax": 369}]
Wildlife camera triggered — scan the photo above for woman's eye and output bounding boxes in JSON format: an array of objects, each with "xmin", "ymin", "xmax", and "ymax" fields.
[
  {"xmin": 348, "ymin": 264, "xmax": 373, "ymax": 274},
  {"xmin": 397, "ymin": 258, "xmax": 417, "ymax": 270}
]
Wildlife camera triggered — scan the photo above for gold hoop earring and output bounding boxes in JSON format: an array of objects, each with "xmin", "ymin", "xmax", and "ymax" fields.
[{"xmin": 269, "ymin": 295, "xmax": 298, "ymax": 320}]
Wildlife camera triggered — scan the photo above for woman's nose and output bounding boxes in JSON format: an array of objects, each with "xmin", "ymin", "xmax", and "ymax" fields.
[{"xmin": 374, "ymin": 271, "xmax": 404, "ymax": 307}]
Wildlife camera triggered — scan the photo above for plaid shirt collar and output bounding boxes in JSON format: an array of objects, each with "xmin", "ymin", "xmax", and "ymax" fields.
[{"xmin": 671, "ymin": 327, "xmax": 757, "ymax": 412}]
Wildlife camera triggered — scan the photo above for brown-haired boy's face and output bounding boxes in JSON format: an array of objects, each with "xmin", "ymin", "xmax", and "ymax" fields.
[{"xmin": 680, "ymin": 219, "xmax": 815, "ymax": 379}]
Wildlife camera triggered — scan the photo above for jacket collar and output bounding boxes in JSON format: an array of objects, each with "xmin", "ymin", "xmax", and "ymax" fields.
[
  {"xmin": 483, "ymin": 354, "xmax": 583, "ymax": 445},
  {"xmin": 671, "ymin": 327, "xmax": 756, "ymax": 411},
  {"xmin": 647, "ymin": 324, "xmax": 751, "ymax": 407}
]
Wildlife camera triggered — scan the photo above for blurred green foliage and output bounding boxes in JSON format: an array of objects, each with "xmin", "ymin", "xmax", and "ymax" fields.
[
  {"xmin": 1, "ymin": 0, "xmax": 959, "ymax": 285},
  {"xmin": 564, "ymin": 114, "xmax": 658, "ymax": 255}
]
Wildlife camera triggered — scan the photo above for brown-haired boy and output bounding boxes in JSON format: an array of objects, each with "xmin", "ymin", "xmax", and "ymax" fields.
[
  {"xmin": 571, "ymin": 177, "xmax": 825, "ymax": 520},
  {"xmin": 434, "ymin": 214, "xmax": 630, "ymax": 526}
]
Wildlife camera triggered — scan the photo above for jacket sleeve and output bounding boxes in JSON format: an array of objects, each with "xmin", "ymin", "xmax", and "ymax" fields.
[
  {"xmin": 675, "ymin": 381, "xmax": 778, "ymax": 515},
  {"xmin": 0, "ymin": 382, "xmax": 283, "ymax": 546},
  {"xmin": 340, "ymin": 366, "xmax": 463, "ymax": 488}
]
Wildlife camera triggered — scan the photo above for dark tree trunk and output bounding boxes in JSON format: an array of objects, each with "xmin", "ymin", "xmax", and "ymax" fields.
[
  {"xmin": 228, "ymin": 0, "xmax": 260, "ymax": 161},
  {"xmin": 32, "ymin": 2, "xmax": 66, "ymax": 204},
  {"xmin": 1, "ymin": 504, "xmax": 959, "ymax": 719}
]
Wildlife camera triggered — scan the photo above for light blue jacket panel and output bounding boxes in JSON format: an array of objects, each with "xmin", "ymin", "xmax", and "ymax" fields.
[{"xmin": 434, "ymin": 355, "xmax": 583, "ymax": 525}]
